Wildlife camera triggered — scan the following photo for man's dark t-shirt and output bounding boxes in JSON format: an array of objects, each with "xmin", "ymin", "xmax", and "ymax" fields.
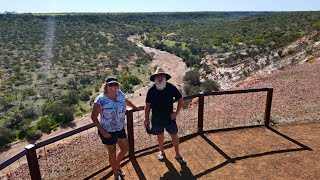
[{"xmin": 146, "ymin": 82, "xmax": 182, "ymax": 126}]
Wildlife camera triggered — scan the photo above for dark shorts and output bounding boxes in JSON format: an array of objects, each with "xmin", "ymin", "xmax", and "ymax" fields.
[
  {"xmin": 150, "ymin": 121, "xmax": 178, "ymax": 135},
  {"xmin": 98, "ymin": 128, "xmax": 127, "ymax": 145}
]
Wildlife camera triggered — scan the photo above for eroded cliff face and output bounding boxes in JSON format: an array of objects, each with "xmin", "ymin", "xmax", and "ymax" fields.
[{"xmin": 202, "ymin": 32, "xmax": 320, "ymax": 90}]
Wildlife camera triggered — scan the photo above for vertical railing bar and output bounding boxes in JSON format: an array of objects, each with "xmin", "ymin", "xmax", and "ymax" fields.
[
  {"xmin": 239, "ymin": 93, "xmax": 242, "ymax": 126},
  {"xmin": 198, "ymin": 92, "xmax": 204, "ymax": 133},
  {"xmin": 25, "ymin": 144, "xmax": 41, "ymax": 180},
  {"xmin": 231, "ymin": 93, "xmax": 234, "ymax": 127},
  {"xmin": 204, "ymin": 96, "xmax": 208, "ymax": 131},
  {"xmin": 219, "ymin": 95, "xmax": 222, "ymax": 128},
  {"xmin": 224, "ymin": 94, "xmax": 227, "ymax": 128},
  {"xmin": 126, "ymin": 110, "xmax": 134, "ymax": 158},
  {"xmin": 137, "ymin": 110, "xmax": 140, "ymax": 151},
  {"xmin": 264, "ymin": 88, "xmax": 273, "ymax": 127}
]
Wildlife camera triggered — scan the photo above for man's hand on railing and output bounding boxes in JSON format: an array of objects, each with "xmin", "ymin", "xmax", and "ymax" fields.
[{"xmin": 134, "ymin": 106, "xmax": 144, "ymax": 111}]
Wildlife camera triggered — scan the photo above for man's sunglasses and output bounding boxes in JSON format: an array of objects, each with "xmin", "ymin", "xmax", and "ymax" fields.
[{"xmin": 108, "ymin": 83, "xmax": 119, "ymax": 87}]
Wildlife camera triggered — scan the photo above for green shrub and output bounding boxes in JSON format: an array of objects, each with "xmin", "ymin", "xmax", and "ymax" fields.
[
  {"xmin": 0, "ymin": 127, "xmax": 16, "ymax": 146},
  {"xmin": 120, "ymin": 75, "xmax": 141, "ymax": 86},
  {"xmin": 0, "ymin": 97, "xmax": 14, "ymax": 112},
  {"xmin": 306, "ymin": 55, "xmax": 316, "ymax": 62},
  {"xmin": 25, "ymin": 129, "xmax": 42, "ymax": 141},
  {"xmin": 7, "ymin": 113, "xmax": 24, "ymax": 130},
  {"xmin": 36, "ymin": 117, "xmax": 55, "ymax": 133},
  {"xmin": 184, "ymin": 84, "xmax": 201, "ymax": 96},
  {"xmin": 79, "ymin": 90, "xmax": 92, "ymax": 101},
  {"xmin": 182, "ymin": 99, "xmax": 191, "ymax": 109},
  {"xmin": 121, "ymin": 83, "xmax": 134, "ymax": 93},
  {"xmin": 42, "ymin": 101, "xmax": 75, "ymax": 125},
  {"xmin": 202, "ymin": 79, "xmax": 220, "ymax": 92},
  {"xmin": 184, "ymin": 70, "xmax": 200, "ymax": 86},
  {"xmin": 62, "ymin": 90, "xmax": 79, "ymax": 105},
  {"xmin": 21, "ymin": 107, "xmax": 38, "ymax": 120}
]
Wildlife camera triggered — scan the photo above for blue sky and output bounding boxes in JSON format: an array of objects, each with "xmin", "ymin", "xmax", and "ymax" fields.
[{"xmin": 1, "ymin": 0, "xmax": 319, "ymax": 13}]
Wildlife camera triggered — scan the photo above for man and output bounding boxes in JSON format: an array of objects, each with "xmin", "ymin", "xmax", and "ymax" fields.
[{"xmin": 144, "ymin": 67, "xmax": 186, "ymax": 164}]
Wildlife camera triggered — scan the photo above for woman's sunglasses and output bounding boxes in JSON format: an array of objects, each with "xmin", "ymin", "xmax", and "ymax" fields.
[{"xmin": 108, "ymin": 83, "xmax": 119, "ymax": 87}]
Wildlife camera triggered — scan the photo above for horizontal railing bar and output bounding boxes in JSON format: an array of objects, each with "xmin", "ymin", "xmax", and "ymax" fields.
[
  {"xmin": 36, "ymin": 123, "xmax": 95, "ymax": 148},
  {"xmin": 0, "ymin": 150, "xmax": 26, "ymax": 171},
  {"xmin": 204, "ymin": 88, "xmax": 270, "ymax": 96},
  {"xmin": 183, "ymin": 94, "xmax": 200, "ymax": 100},
  {"xmin": 126, "ymin": 106, "xmax": 145, "ymax": 113}
]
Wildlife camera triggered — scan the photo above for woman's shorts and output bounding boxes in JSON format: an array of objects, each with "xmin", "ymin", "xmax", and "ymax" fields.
[{"xmin": 98, "ymin": 128, "xmax": 127, "ymax": 145}]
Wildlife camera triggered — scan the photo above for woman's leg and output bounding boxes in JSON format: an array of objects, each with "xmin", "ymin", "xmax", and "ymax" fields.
[
  {"xmin": 116, "ymin": 138, "xmax": 129, "ymax": 170},
  {"xmin": 106, "ymin": 144, "xmax": 118, "ymax": 176}
]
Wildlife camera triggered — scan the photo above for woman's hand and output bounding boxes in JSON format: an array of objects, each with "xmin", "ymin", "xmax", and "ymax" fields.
[{"xmin": 101, "ymin": 130, "xmax": 111, "ymax": 139}]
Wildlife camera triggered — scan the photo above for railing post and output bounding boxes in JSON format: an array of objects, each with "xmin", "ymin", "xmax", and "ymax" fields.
[
  {"xmin": 264, "ymin": 88, "xmax": 273, "ymax": 127},
  {"xmin": 25, "ymin": 144, "xmax": 41, "ymax": 180},
  {"xmin": 198, "ymin": 92, "xmax": 204, "ymax": 133},
  {"xmin": 126, "ymin": 110, "xmax": 135, "ymax": 158}
]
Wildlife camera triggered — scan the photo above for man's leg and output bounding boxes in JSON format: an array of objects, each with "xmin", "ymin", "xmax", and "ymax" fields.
[
  {"xmin": 157, "ymin": 132, "xmax": 165, "ymax": 154},
  {"xmin": 169, "ymin": 133, "xmax": 181, "ymax": 158},
  {"xmin": 166, "ymin": 121, "xmax": 182, "ymax": 158}
]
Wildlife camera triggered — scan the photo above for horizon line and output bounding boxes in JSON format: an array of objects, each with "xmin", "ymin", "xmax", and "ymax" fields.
[{"xmin": 2, "ymin": 10, "xmax": 320, "ymax": 14}]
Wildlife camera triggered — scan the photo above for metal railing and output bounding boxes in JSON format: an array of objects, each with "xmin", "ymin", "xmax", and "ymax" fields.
[{"xmin": 0, "ymin": 88, "xmax": 273, "ymax": 179}]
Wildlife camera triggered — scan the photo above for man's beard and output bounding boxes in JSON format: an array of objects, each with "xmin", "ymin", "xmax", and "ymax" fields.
[{"xmin": 155, "ymin": 79, "xmax": 167, "ymax": 91}]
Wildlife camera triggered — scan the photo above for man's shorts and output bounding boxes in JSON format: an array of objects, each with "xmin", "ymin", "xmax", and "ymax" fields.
[
  {"xmin": 98, "ymin": 128, "xmax": 127, "ymax": 145},
  {"xmin": 150, "ymin": 121, "xmax": 178, "ymax": 135}
]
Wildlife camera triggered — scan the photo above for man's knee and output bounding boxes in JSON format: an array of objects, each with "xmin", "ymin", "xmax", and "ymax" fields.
[{"xmin": 170, "ymin": 133, "xmax": 179, "ymax": 139}]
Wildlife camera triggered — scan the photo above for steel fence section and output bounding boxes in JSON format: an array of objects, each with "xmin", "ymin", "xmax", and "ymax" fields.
[
  {"xmin": 203, "ymin": 92, "xmax": 266, "ymax": 131},
  {"xmin": 0, "ymin": 151, "xmax": 29, "ymax": 179},
  {"xmin": 7, "ymin": 127, "xmax": 108, "ymax": 180},
  {"xmin": 178, "ymin": 101, "xmax": 198, "ymax": 137}
]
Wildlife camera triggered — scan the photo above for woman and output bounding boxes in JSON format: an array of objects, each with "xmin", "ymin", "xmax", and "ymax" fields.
[{"xmin": 91, "ymin": 76, "xmax": 142, "ymax": 180}]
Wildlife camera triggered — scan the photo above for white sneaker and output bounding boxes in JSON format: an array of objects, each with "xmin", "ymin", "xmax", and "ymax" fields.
[{"xmin": 157, "ymin": 151, "xmax": 165, "ymax": 161}]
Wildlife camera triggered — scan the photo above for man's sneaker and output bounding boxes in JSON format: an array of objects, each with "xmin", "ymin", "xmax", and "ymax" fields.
[
  {"xmin": 175, "ymin": 156, "xmax": 186, "ymax": 164},
  {"xmin": 114, "ymin": 174, "xmax": 120, "ymax": 180},
  {"xmin": 157, "ymin": 151, "xmax": 166, "ymax": 161}
]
